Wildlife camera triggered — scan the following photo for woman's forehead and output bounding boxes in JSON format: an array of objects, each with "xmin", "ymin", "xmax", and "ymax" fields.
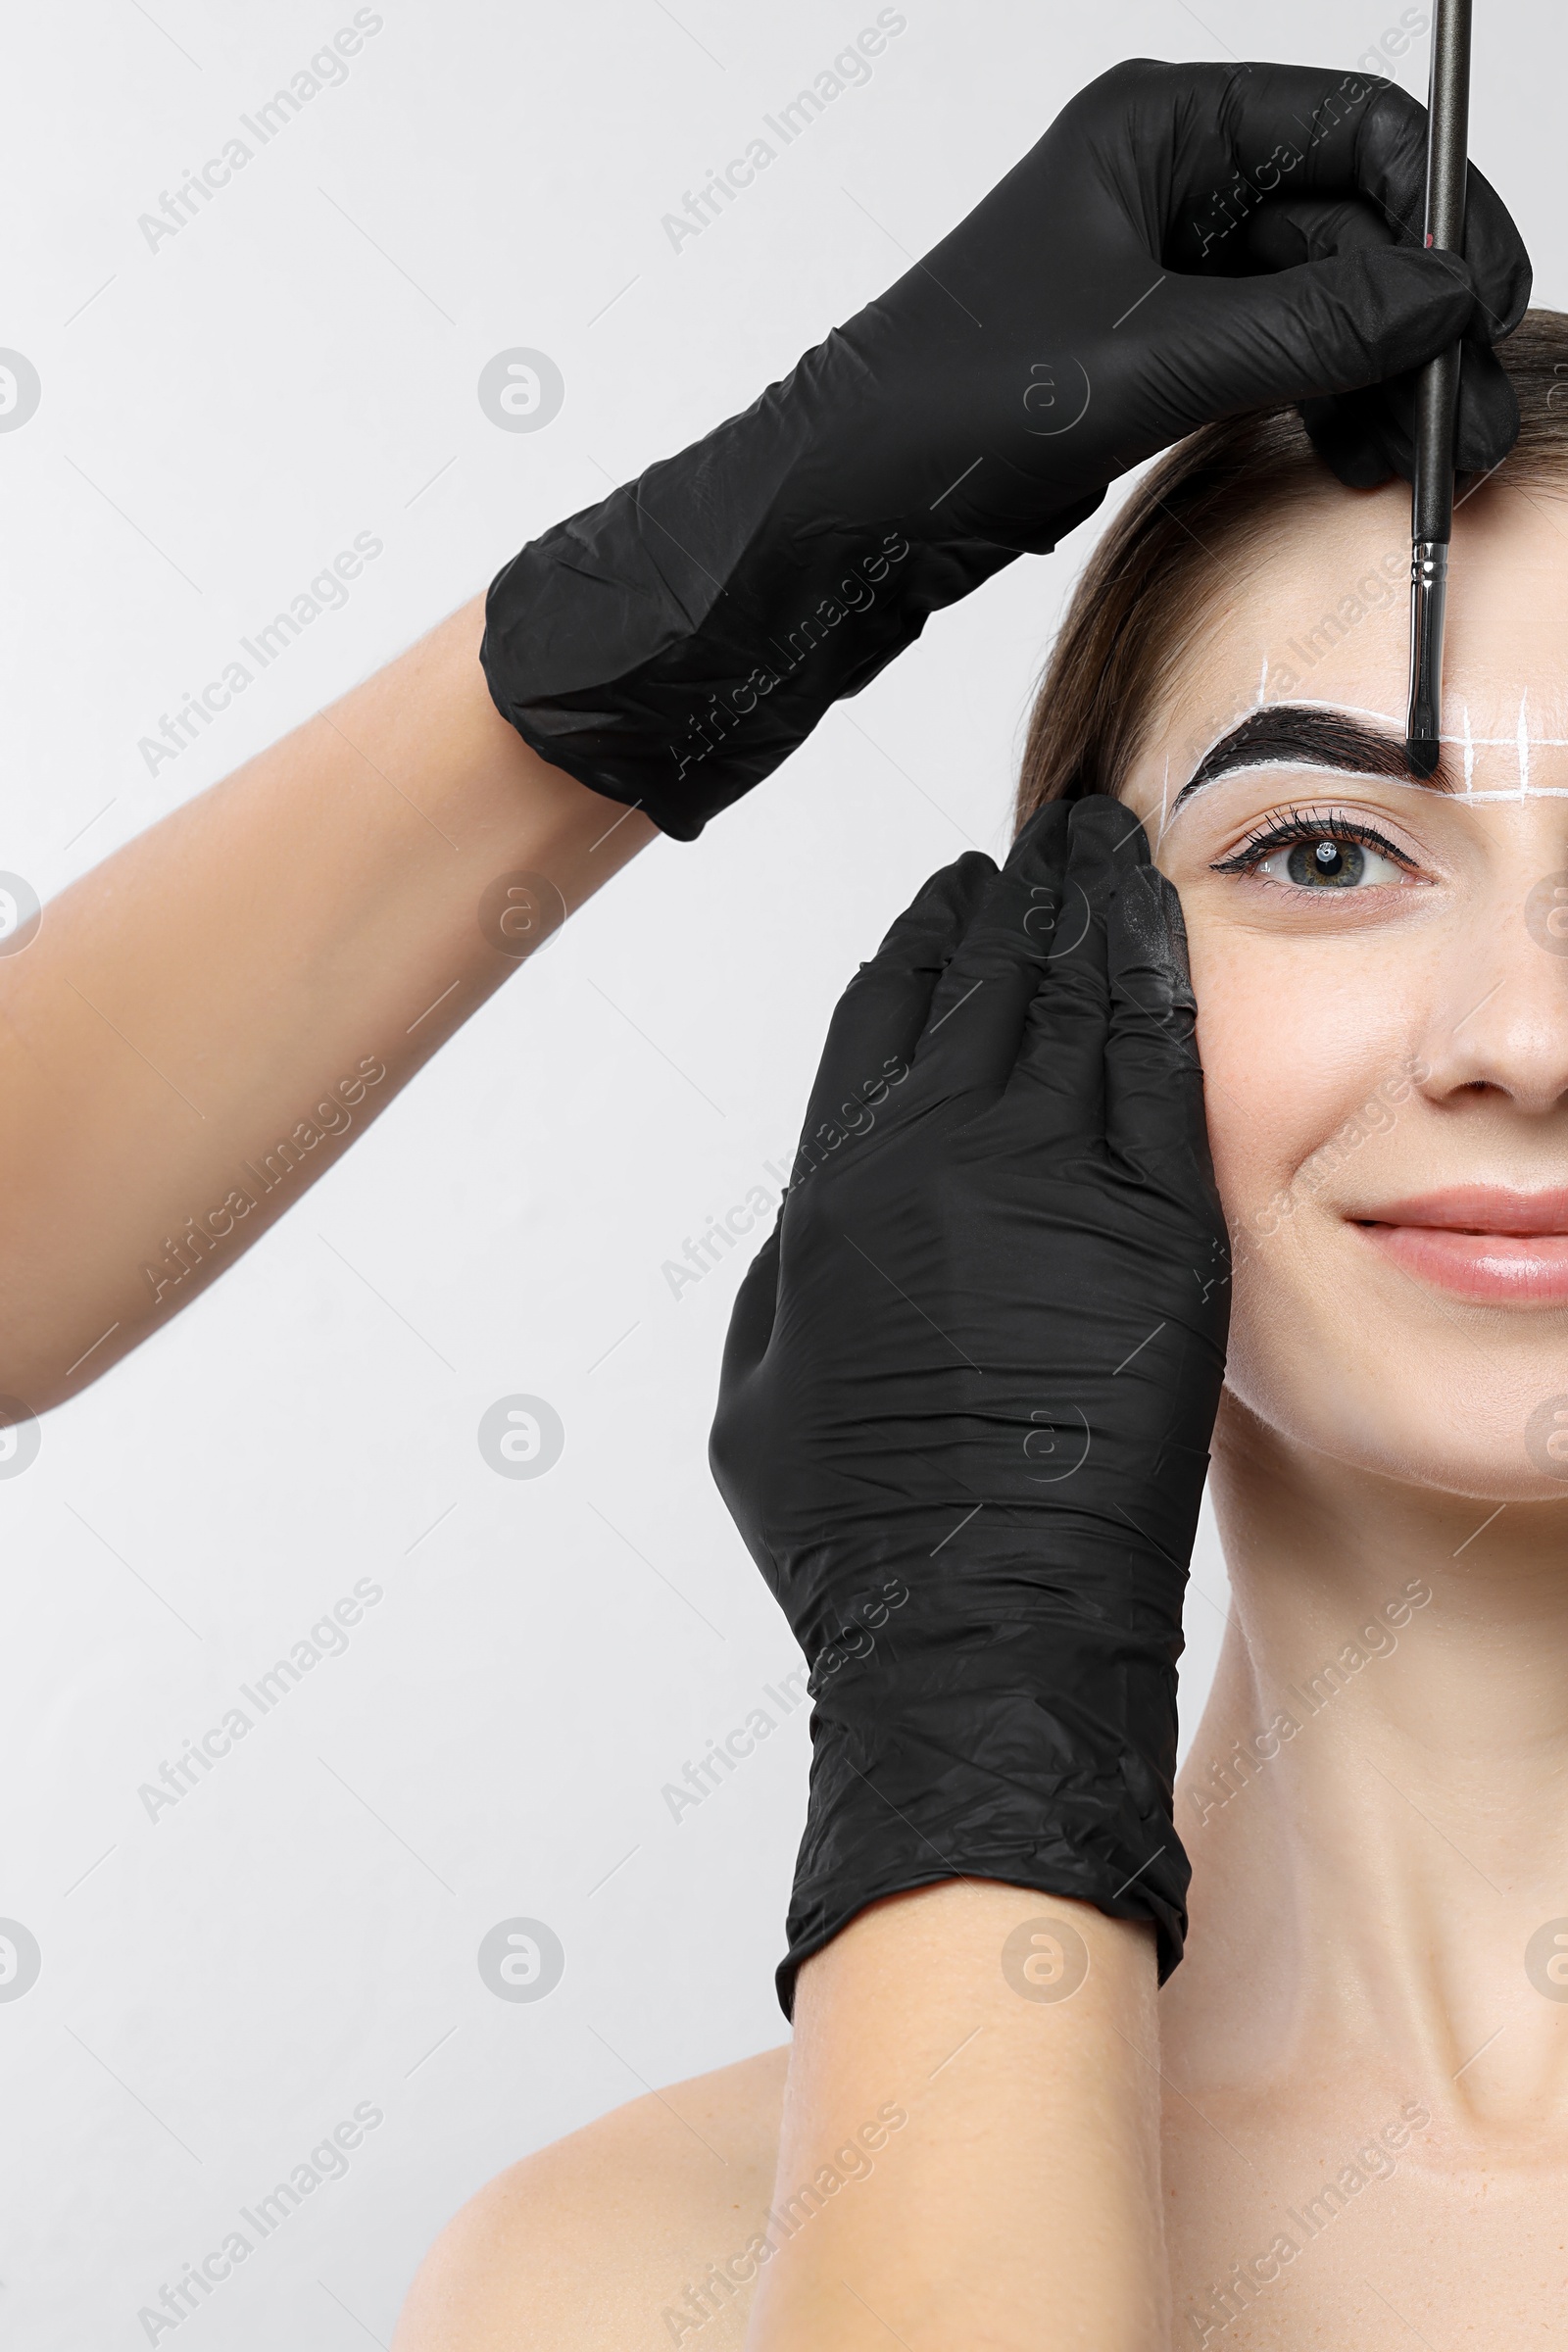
[{"xmin": 1134, "ymin": 481, "xmax": 1568, "ymax": 799}]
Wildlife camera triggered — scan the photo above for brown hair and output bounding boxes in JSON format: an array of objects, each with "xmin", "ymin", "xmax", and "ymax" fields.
[{"xmin": 1013, "ymin": 309, "xmax": 1568, "ymax": 829}]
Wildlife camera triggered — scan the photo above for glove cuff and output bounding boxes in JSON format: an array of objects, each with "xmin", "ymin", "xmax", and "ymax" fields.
[
  {"xmin": 775, "ymin": 1675, "xmax": 1189, "ymax": 2019},
  {"xmin": 479, "ymin": 344, "xmax": 1068, "ymax": 838}
]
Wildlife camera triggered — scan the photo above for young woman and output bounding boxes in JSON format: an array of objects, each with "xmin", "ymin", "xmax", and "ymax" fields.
[
  {"xmin": 9, "ymin": 53, "xmax": 1534, "ymax": 2347},
  {"xmin": 389, "ymin": 313, "xmax": 1568, "ymax": 2350}
]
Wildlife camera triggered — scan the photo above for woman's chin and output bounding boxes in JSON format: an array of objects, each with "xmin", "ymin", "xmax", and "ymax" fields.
[{"xmin": 1220, "ymin": 1346, "xmax": 1568, "ymax": 1508}]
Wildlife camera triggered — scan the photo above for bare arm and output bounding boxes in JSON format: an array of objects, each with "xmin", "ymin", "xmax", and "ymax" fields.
[
  {"xmin": 747, "ymin": 1884, "xmax": 1167, "ymax": 2351},
  {"xmin": 0, "ymin": 595, "xmax": 656, "ymax": 1411}
]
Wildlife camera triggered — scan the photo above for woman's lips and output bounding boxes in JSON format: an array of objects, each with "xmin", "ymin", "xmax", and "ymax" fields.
[{"xmin": 1352, "ymin": 1189, "xmax": 1568, "ymax": 1304}]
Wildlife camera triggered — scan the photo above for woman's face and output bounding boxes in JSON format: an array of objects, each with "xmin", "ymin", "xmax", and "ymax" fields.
[{"xmin": 1122, "ymin": 477, "xmax": 1568, "ymax": 1499}]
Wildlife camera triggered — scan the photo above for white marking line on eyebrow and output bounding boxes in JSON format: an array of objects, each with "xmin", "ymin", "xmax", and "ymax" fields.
[
  {"xmin": 1258, "ymin": 654, "xmax": 1269, "ymax": 704},
  {"xmin": 1161, "ymin": 758, "xmax": 1568, "ymax": 830},
  {"xmin": 1199, "ymin": 765, "xmax": 1568, "ymax": 802},
  {"xmin": 1394, "ymin": 783, "xmax": 1568, "ymax": 800}
]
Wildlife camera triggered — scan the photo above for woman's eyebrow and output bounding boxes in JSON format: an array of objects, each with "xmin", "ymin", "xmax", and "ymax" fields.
[{"xmin": 1174, "ymin": 706, "xmax": 1455, "ymax": 808}]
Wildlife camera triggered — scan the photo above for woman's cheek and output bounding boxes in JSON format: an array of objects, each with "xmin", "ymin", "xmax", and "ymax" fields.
[{"xmin": 1188, "ymin": 923, "xmax": 1392, "ymax": 1245}]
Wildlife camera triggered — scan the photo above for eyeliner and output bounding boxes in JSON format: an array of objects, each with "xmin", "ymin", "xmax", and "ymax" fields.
[{"xmin": 1405, "ymin": 0, "xmax": 1474, "ymax": 778}]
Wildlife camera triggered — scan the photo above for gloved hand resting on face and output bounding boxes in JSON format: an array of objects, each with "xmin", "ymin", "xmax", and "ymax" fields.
[
  {"xmin": 710, "ymin": 797, "xmax": 1231, "ymax": 2015},
  {"xmin": 482, "ymin": 59, "xmax": 1530, "ymax": 838}
]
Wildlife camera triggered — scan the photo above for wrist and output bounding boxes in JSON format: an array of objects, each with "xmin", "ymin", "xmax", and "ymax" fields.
[{"xmin": 755, "ymin": 1885, "xmax": 1167, "ymax": 2352}]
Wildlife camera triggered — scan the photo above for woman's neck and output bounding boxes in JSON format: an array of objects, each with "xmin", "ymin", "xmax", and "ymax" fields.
[{"xmin": 1167, "ymin": 1392, "xmax": 1568, "ymax": 2137}]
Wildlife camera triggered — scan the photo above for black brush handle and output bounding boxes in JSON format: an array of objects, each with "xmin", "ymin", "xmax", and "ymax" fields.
[
  {"xmin": 1407, "ymin": 0, "xmax": 1472, "ymax": 773},
  {"xmin": 1411, "ymin": 0, "xmax": 1472, "ymax": 545}
]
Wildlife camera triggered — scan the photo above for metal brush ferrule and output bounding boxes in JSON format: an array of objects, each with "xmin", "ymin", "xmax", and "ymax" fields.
[{"xmin": 1406, "ymin": 539, "xmax": 1449, "ymax": 772}]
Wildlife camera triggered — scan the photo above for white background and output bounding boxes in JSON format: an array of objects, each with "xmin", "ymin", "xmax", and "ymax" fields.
[{"xmin": 3, "ymin": 2, "xmax": 1563, "ymax": 2344}]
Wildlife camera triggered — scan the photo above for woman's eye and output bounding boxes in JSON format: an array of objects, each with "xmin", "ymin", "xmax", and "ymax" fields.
[{"xmin": 1258, "ymin": 834, "xmax": 1405, "ymax": 890}]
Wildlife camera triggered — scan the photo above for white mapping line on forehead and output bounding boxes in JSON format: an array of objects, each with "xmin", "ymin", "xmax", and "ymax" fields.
[
  {"xmin": 1519, "ymin": 691, "xmax": 1531, "ymax": 796},
  {"xmin": 1461, "ymin": 699, "xmax": 1475, "ymax": 795}
]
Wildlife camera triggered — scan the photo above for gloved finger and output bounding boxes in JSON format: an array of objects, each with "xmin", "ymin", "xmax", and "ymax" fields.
[
  {"xmin": 913, "ymin": 801, "xmax": 1072, "ymax": 1097},
  {"xmin": 923, "ymin": 800, "xmax": 1071, "ymax": 1026},
  {"xmin": 1299, "ymin": 332, "xmax": 1520, "ymax": 486},
  {"xmin": 1159, "ymin": 64, "xmax": 1530, "ymax": 339},
  {"xmin": 795, "ymin": 851, "xmax": 996, "ymax": 1169},
  {"xmin": 1227, "ymin": 175, "xmax": 1526, "ymax": 482},
  {"xmin": 1235, "ymin": 191, "xmax": 1396, "ymax": 270},
  {"xmin": 1232, "ymin": 194, "xmax": 1522, "ymax": 483},
  {"xmin": 1005, "ymin": 797, "xmax": 1148, "ymax": 1137},
  {"xmin": 1346, "ymin": 96, "xmax": 1530, "ymax": 338},
  {"xmin": 1102, "ymin": 865, "xmax": 1209, "ymax": 1181},
  {"xmin": 1153, "ymin": 246, "xmax": 1479, "ymax": 446}
]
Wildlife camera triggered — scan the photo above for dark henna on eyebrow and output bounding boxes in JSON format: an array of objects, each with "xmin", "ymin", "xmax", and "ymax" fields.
[{"xmin": 1178, "ymin": 706, "xmax": 1456, "ymax": 806}]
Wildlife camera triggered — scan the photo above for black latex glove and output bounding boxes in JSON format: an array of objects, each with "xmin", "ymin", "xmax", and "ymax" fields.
[
  {"xmin": 482, "ymin": 57, "xmax": 1530, "ymax": 840},
  {"xmin": 710, "ymin": 796, "xmax": 1230, "ymax": 2016}
]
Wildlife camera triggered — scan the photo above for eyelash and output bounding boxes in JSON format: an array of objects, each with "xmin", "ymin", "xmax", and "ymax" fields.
[{"xmin": 1208, "ymin": 805, "xmax": 1419, "ymax": 883}]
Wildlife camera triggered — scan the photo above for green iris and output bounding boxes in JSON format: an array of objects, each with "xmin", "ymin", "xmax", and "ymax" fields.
[{"xmin": 1287, "ymin": 837, "xmax": 1365, "ymax": 889}]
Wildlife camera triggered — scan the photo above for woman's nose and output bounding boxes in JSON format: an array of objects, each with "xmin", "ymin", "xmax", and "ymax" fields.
[{"xmin": 1420, "ymin": 848, "xmax": 1568, "ymax": 1114}]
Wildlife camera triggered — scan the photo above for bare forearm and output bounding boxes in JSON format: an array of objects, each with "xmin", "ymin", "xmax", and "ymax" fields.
[
  {"xmin": 0, "ymin": 596, "xmax": 656, "ymax": 1407},
  {"xmin": 747, "ymin": 1884, "xmax": 1167, "ymax": 2351}
]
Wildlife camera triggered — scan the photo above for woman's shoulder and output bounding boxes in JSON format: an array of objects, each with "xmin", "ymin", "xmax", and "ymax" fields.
[{"xmin": 392, "ymin": 2043, "xmax": 790, "ymax": 2351}]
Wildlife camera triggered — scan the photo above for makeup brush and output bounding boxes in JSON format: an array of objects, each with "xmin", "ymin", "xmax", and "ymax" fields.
[{"xmin": 1405, "ymin": 0, "xmax": 1474, "ymax": 778}]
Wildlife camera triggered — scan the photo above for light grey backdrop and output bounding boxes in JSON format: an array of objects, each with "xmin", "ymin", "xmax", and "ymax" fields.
[{"xmin": 4, "ymin": 2, "xmax": 1561, "ymax": 2343}]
